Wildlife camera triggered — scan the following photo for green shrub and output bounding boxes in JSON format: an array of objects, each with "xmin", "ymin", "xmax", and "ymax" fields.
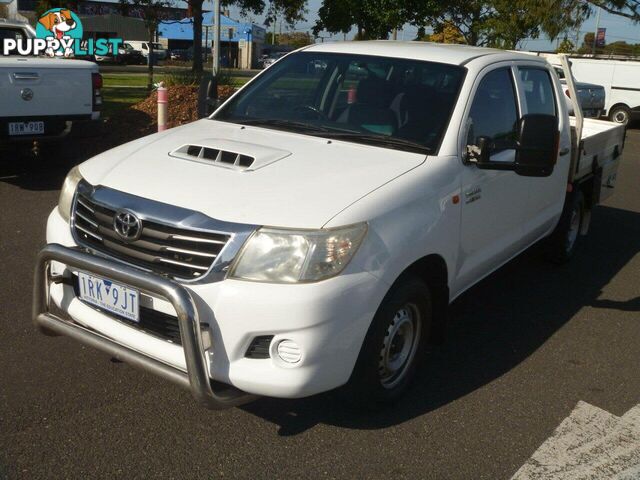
[{"xmin": 163, "ymin": 69, "xmax": 238, "ymax": 88}]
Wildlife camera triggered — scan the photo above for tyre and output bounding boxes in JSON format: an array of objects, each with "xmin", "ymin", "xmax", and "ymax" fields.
[
  {"xmin": 546, "ymin": 190, "xmax": 585, "ymax": 264},
  {"xmin": 609, "ymin": 105, "xmax": 631, "ymax": 126},
  {"xmin": 342, "ymin": 276, "xmax": 431, "ymax": 408}
]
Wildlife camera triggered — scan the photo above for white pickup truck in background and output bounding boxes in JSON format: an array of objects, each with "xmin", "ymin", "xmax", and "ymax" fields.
[
  {"xmin": 35, "ymin": 42, "xmax": 625, "ymax": 409},
  {"xmin": 0, "ymin": 20, "xmax": 102, "ymax": 146}
]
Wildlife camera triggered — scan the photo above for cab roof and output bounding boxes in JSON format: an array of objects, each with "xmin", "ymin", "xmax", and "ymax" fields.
[{"xmin": 304, "ymin": 41, "xmax": 547, "ymax": 67}]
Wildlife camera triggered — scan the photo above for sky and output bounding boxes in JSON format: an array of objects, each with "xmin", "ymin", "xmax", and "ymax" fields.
[{"xmin": 223, "ymin": 0, "xmax": 640, "ymax": 51}]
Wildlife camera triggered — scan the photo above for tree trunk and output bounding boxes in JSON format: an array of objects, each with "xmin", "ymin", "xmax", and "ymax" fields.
[
  {"xmin": 147, "ymin": 28, "xmax": 154, "ymax": 91},
  {"xmin": 192, "ymin": 0, "xmax": 203, "ymax": 73}
]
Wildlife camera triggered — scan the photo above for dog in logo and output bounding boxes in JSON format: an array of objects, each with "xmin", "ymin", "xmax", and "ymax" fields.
[{"xmin": 38, "ymin": 9, "xmax": 76, "ymax": 57}]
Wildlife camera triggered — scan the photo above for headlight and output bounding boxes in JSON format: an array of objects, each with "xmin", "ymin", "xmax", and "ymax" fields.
[
  {"xmin": 230, "ymin": 223, "xmax": 367, "ymax": 283},
  {"xmin": 58, "ymin": 165, "xmax": 83, "ymax": 222}
]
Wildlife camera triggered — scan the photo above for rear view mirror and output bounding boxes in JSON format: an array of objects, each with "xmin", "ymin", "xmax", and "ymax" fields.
[
  {"xmin": 197, "ymin": 74, "xmax": 219, "ymax": 118},
  {"xmin": 514, "ymin": 114, "xmax": 558, "ymax": 177}
]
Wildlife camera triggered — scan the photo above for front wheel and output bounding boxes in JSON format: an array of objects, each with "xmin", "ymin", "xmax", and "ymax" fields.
[
  {"xmin": 342, "ymin": 277, "xmax": 431, "ymax": 408},
  {"xmin": 546, "ymin": 190, "xmax": 585, "ymax": 264}
]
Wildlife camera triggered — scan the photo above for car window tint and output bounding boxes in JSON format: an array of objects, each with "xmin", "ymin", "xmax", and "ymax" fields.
[
  {"xmin": 468, "ymin": 68, "xmax": 519, "ymax": 150},
  {"xmin": 519, "ymin": 67, "xmax": 557, "ymax": 116},
  {"xmin": 216, "ymin": 52, "xmax": 465, "ymax": 152}
]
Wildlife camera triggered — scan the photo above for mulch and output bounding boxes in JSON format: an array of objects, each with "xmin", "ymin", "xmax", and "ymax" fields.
[{"xmin": 74, "ymin": 84, "xmax": 235, "ymax": 159}]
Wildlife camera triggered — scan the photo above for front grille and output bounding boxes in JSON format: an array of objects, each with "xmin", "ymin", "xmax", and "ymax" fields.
[
  {"xmin": 72, "ymin": 276, "xmax": 181, "ymax": 344},
  {"xmin": 73, "ymin": 192, "xmax": 230, "ymax": 280}
]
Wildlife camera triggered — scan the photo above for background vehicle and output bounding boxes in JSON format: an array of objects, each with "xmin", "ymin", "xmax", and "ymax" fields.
[
  {"xmin": 520, "ymin": 52, "xmax": 606, "ymax": 119},
  {"xmin": 127, "ymin": 41, "xmax": 167, "ymax": 61},
  {"xmin": 262, "ymin": 51, "xmax": 288, "ymax": 68},
  {"xmin": 37, "ymin": 43, "xmax": 624, "ymax": 410},
  {"xmin": 0, "ymin": 21, "xmax": 102, "ymax": 145},
  {"xmin": 95, "ymin": 42, "xmax": 144, "ymax": 65},
  {"xmin": 552, "ymin": 65, "xmax": 605, "ymax": 118},
  {"xmin": 169, "ymin": 49, "xmax": 190, "ymax": 61},
  {"xmin": 568, "ymin": 58, "xmax": 640, "ymax": 125}
]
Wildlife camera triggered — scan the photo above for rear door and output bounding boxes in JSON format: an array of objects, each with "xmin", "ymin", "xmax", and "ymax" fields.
[
  {"xmin": 455, "ymin": 65, "xmax": 531, "ymax": 292},
  {"xmin": 516, "ymin": 65, "xmax": 570, "ymax": 240}
]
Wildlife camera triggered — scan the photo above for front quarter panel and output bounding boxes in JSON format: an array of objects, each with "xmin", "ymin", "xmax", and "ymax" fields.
[{"xmin": 326, "ymin": 155, "xmax": 462, "ymax": 296}]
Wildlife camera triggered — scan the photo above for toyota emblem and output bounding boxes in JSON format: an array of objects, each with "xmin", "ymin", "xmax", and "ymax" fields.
[
  {"xmin": 21, "ymin": 88, "xmax": 34, "ymax": 101},
  {"xmin": 113, "ymin": 210, "xmax": 142, "ymax": 241}
]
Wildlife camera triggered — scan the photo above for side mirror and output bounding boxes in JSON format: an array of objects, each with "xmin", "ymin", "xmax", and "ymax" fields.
[
  {"xmin": 514, "ymin": 114, "xmax": 558, "ymax": 177},
  {"xmin": 465, "ymin": 114, "xmax": 558, "ymax": 177},
  {"xmin": 197, "ymin": 74, "xmax": 220, "ymax": 118}
]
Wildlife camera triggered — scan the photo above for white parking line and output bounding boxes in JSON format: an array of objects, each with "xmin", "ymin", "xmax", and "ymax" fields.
[{"xmin": 512, "ymin": 401, "xmax": 640, "ymax": 479}]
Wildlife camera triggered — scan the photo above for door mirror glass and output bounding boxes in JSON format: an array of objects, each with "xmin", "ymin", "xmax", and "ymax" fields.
[
  {"xmin": 197, "ymin": 74, "xmax": 220, "ymax": 118},
  {"xmin": 514, "ymin": 114, "xmax": 558, "ymax": 177}
]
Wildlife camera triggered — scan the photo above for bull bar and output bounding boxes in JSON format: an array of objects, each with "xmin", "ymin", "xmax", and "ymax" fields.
[{"xmin": 33, "ymin": 243, "xmax": 257, "ymax": 409}]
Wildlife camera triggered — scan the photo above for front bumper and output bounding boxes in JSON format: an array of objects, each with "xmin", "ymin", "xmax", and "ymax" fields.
[
  {"xmin": 41, "ymin": 208, "xmax": 386, "ymax": 402},
  {"xmin": 34, "ymin": 243, "xmax": 256, "ymax": 409}
]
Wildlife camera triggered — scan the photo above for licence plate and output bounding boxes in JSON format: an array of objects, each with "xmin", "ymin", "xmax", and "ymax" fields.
[
  {"xmin": 77, "ymin": 272, "xmax": 139, "ymax": 322},
  {"xmin": 9, "ymin": 121, "xmax": 45, "ymax": 136}
]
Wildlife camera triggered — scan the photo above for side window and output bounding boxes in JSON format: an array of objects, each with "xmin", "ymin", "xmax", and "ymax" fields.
[
  {"xmin": 0, "ymin": 27, "xmax": 27, "ymax": 55},
  {"xmin": 468, "ymin": 68, "xmax": 519, "ymax": 151},
  {"xmin": 518, "ymin": 67, "xmax": 557, "ymax": 116}
]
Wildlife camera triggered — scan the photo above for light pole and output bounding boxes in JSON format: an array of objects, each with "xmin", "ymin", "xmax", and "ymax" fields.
[{"xmin": 213, "ymin": 0, "xmax": 220, "ymax": 75}]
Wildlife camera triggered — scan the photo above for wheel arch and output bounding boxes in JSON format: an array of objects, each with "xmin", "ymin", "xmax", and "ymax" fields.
[
  {"xmin": 608, "ymin": 102, "xmax": 631, "ymax": 118},
  {"xmin": 392, "ymin": 253, "xmax": 450, "ymax": 344}
]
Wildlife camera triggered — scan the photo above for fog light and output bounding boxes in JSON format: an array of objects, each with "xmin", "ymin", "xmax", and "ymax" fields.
[{"xmin": 276, "ymin": 340, "xmax": 302, "ymax": 364}]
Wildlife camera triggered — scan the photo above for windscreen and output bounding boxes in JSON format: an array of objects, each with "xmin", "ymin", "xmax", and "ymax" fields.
[{"xmin": 215, "ymin": 51, "xmax": 465, "ymax": 153}]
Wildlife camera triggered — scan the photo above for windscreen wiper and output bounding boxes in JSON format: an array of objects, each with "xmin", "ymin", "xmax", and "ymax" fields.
[
  {"xmin": 317, "ymin": 132, "xmax": 432, "ymax": 154},
  {"xmin": 234, "ymin": 118, "xmax": 331, "ymax": 134}
]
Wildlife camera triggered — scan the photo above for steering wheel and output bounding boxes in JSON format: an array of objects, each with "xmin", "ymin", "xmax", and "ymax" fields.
[{"xmin": 293, "ymin": 104, "xmax": 327, "ymax": 120}]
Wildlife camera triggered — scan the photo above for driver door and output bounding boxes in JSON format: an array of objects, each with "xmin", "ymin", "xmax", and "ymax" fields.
[{"xmin": 454, "ymin": 66, "xmax": 532, "ymax": 292}]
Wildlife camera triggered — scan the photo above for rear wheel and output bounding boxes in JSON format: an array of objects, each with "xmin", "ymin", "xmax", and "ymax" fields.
[
  {"xmin": 609, "ymin": 105, "xmax": 631, "ymax": 125},
  {"xmin": 343, "ymin": 277, "xmax": 431, "ymax": 408},
  {"xmin": 547, "ymin": 190, "xmax": 585, "ymax": 264}
]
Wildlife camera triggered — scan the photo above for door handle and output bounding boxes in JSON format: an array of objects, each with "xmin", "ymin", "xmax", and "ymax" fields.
[
  {"xmin": 559, "ymin": 147, "xmax": 570, "ymax": 156},
  {"xmin": 12, "ymin": 72, "xmax": 39, "ymax": 80}
]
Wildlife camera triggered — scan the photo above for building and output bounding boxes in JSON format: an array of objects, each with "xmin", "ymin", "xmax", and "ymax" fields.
[
  {"xmin": 14, "ymin": 0, "xmax": 188, "ymax": 25},
  {"xmin": 158, "ymin": 13, "xmax": 266, "ymax": 69},
  {"xmin": 80, "ymin": 14, "xmax": 148, "ymax": 42}
]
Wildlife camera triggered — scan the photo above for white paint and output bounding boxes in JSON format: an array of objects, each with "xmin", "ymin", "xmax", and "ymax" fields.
[
  {"xmin": 512, "ymin": 401, "xmax": 640, "ymax": 479},
  {"xmin": 46, "ymin": 43, "xmax": 627, "ymax": 398},
  {"xmin": 0, "ymin": 21, "xmax": 98, "ymax": 121}
]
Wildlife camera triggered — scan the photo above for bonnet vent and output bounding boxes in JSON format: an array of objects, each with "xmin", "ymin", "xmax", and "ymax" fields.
[
  {"xmin": 169, "ymin": 139, "xmax": 292, "ymax": 171},
  {"xmin": 172, "ymin": 145, "xmax": 255, "ymax": 170}
]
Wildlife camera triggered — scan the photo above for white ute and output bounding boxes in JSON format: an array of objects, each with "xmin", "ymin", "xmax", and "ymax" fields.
[
  {"xmin": 35, "ymin": 42, "xmax": 625, "ymax": 408},
  {"xmin": 0, "ymin": 21, "xmax": 102, "ymax": 145}
]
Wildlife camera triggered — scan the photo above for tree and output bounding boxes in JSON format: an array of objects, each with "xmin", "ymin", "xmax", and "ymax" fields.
[
  {"xmin": 35, "ymin": 0, "xmax": 80, "ymax": 17},
  {"xmin": 587, "ymin": 0, "xmax": 640, "ymax": 21},
  {"xmin": 120, "ymin": 0, "xmax": 172, "ymax": 90},
  {"xmin": 410, "ymin": 0, "xmax": 588, "ymax": 49},
  {"xmin": 313, "ymin": 0, "xmax": 416, "ymax": 40},
  {"xmin": 312, "ymin": 0, "xmax": 640, "ymax": 48},
  {"xmin": 425, "ymin": 21, "xmax": 466, "ymax": 44},
  {"xmin": 556, "ymin": 37, "xmax": 575, "ymax": 53},
  {"xmin": 577, "ymin": 32, "xmax": 597, "ymax": 53},
  {"xmin": 187, "ymin": 0, "xmax": 306, "ymax": 73},
  {"xmin": 277, "ymin": 31, "xmax": 313, "ymax": 48}
]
